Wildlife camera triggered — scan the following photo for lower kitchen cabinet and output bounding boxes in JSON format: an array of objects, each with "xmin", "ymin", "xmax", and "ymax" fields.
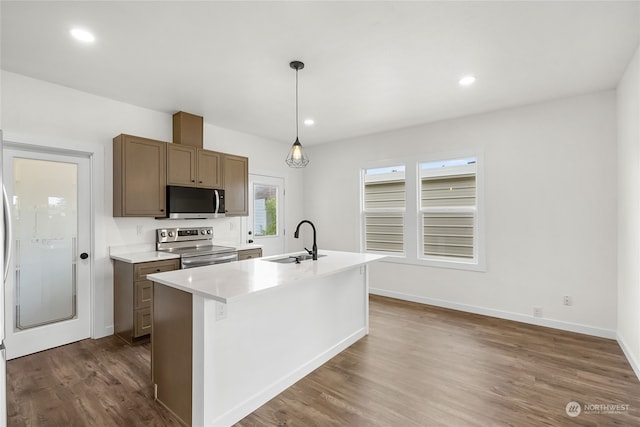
[
  {"xmin": 114, "ymin": 258, "xmax": 180, "ymax": 344},
  {"xmin": 237, "ymin": 248, "xmax": 262, "ymax": 261}
]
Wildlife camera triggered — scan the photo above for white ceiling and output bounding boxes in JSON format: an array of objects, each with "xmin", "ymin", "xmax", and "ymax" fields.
[{"xmin": 2, "ymin": 1, "xmax": 639, "ymax": 146}]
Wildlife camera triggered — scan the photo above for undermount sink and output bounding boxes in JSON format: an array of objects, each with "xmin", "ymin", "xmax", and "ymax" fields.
[{"xmin": 266, "ymin": 253, "xmax": 327, "ymax": 264}]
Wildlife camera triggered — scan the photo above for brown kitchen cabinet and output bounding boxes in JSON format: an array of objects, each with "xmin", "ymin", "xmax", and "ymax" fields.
[
  {"xmin": 113, "ymin": 258, "xmax": 180, "ymax": 344},
  {"xmin": 223, "ymin": 154, "xmax": 249, "ymax": 216},
  {"xmin": 113, "ymin": 134, "xmax": 167, "ymax": 217},
  {"xmin": 237, "ymin": 248, "xmax": 262, "ymax": 261},
  {"xmin": 167, "ymin": 144, "xmax": 222, "ymax": 189},
  {"xmin": 173, "ymin": 111, "xmax": 204, "ymax": 148}
]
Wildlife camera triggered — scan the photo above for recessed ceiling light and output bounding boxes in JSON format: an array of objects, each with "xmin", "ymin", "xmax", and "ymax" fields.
[
  {"xmin": 459, "ymin": 75, "xmax": 476, "ymax": 86},
  {"xmin": 304, "ymin": 119, "xmax": 315, "ymax": 126},
  {"xmin": 70, "ymin": 28, "xmax": 95, "ymax": 43}
]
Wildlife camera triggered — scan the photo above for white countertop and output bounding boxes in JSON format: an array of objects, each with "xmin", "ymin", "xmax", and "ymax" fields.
[
  {"xmin": 109, "ymin": 243, "xmax": 262, "ymax": 264},
  {"xmin": 110, "ymin": 251, "xmax": 180, "ymax": 264},
  {"xmin": 147, "ymin": 250, "xmax": 386, "ymax": 303}
]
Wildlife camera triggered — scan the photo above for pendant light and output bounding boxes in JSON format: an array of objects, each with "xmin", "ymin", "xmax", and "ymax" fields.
[{"xmin": 285, "ymin": 60, "xmax": 310, "ymax": 168}]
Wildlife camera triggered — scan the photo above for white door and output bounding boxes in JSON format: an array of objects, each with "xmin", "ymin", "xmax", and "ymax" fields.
[
  {"xmin": 3, "ymin": 147, "xmax": 91, "ymax": 360},
  {"xmin": 248, "ymin": 175, "xmax": 285, "ymax": 256}
]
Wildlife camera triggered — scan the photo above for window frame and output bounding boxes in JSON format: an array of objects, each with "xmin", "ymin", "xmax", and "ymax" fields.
[
  {"xmin": 359, "ymin": 153, "xmax": 485, "ymax": 272},
  {"xmin": 418, "ymin": 158, "xmax": 480, "ymax": 269},
  {"xmin": 360, "ymin": 165, "xmax": 407, "ymax": 257}
]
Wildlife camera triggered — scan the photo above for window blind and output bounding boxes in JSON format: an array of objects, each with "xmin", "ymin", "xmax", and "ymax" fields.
[
  {"xmin": 421, "ymin": 174, "xmax": 476, "ymax": 259},
  {"xmin": 364, "ymin": 178, "xmax": 405, "ymax": 254}
]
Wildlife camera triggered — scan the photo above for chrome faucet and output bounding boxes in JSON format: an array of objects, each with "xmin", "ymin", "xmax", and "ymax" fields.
[{"xmin": 294, "ymin": 220, "xmax": 318, "ymax": 260}]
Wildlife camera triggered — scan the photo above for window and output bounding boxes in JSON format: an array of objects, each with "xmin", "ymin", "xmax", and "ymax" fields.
[
  {"xmin": 420, "ymin": 158, "xmax": 477, "ymax": 262},
  {"xmin": 362, "ymin": 166, "xmax": 405, "ymax": 254},
  {"xmin": 253, "ymin": 184, "xmax": 278, "ymax": 237}
]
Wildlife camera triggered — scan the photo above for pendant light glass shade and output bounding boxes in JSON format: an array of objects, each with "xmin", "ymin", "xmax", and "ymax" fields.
[
  {"xmin": 286, "ymin": 138, "xmax": 309, "ymax": 167},
  {"xmin": 285, "ymin": 61, "xmax": 309, "ymax": 168}
]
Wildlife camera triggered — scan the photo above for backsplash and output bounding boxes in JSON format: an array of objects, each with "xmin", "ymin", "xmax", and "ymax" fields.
[{"xmin": 109, "ymin": 216, "xmax": 244, "ymax": 250}]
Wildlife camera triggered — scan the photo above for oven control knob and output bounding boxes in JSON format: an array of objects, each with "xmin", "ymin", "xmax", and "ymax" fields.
[
  {"xmin": 201, "ymin": 229, "xmax": 206, "ymax": 235},
  {"xmin": 206, "ymin": 229, "xmax": 212, "ymax": 235},
  {"xmin": 168, "ymin": 231, "xmax": 174, "ymax": 237},
  {"xmin": 160, "ymin": 231, "xmax": 167, "ymax": 238}
]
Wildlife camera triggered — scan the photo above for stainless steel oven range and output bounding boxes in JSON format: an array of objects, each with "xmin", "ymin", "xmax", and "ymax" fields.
[{"xmin": 156, "ymin": 227, "xmax": 237, "ymax": 269}]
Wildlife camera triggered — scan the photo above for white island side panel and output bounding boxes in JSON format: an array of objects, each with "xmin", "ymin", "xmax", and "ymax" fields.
[{"xmin": 192, "ymin": 266, "xmax": 368, "ymax": 427}]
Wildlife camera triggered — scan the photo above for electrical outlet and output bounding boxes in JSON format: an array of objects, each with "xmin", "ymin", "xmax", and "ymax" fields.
[
  {"xmin": 563, "ymin": 295, "xmax": 571, "ymax": 306},
  {"xmin": 136, "ymin": 225, "xmax": 143, "ymax": 236},
  {"xmin": 215, "ymin": 301, "xmax": 227, "ymax": 320},
  {"xmin": 533, "ymin": 306, "xmax": 543, "ymax": 318}
]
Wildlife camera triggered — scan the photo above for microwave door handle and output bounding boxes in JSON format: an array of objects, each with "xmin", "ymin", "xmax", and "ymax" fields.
[{"xmin": 214, "ymin": 189, "xmax": 220, "ymax": 214}]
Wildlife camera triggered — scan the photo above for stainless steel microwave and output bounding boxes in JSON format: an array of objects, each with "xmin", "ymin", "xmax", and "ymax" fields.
[{"xmin": 161, "ymin": 185, "xmax": 225, "ymax": 219}]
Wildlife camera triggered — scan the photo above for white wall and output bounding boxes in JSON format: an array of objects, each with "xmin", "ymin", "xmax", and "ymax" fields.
[
  {"xmin": 0, "ymin": 69, "xmax": 626, "ymax": 348},
  {"xmin": 1, "ymin": 71, "xmax": 304, "ymax": 339},
  {"xmin": 306, "ymin": 91, "xmax": 618, "ymax": 337},
  {"xmin": 617, "ymin": 44, "xmax": 640, "ymax": 378}
]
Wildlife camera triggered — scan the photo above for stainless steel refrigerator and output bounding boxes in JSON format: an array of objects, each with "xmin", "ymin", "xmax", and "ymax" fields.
[{"xmin": 1, "ymin": 128, "xmax": 8, "ymax": 422}]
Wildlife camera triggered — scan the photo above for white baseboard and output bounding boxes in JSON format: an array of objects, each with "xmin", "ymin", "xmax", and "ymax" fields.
[
  {"xmin": 370, "ymin": 288, "xmax": 617, "ymax": 339},
  {"xmin": 93, "ymin": 325, "xmax": 114, "ymax": 339},
  {"xmin": 617, "ymin": 334, "xmax": 640, "ymax": 382},
  {"xmin": 212, "ymin": 328, "xmax": 367, "ymax": 427}
]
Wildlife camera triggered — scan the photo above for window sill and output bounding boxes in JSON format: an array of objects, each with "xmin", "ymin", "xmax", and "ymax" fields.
[{"xmin": 376, "ymin": 254, "xmax": 486, "ymax": 272}]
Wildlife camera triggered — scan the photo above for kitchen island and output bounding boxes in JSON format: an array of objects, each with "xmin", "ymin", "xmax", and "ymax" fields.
[{"xmin": 147, "ymin": 250, "xmax": 384, "ymax": 427}]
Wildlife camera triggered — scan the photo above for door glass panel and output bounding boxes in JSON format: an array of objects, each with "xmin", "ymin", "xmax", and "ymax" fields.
[
  {"xmin": 13, "ymin": 158, "xmax": 77, "ymax": 330},
  {"xmin": 253, "ymin": 184, "xmax": 278, "ymax": 237}
]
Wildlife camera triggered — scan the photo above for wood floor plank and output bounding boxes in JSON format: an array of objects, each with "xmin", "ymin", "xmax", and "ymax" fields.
[
  {"xmin": 6, "ymin": 295, "xmax": 640, "ymax": 426},
  {"xmin": 237, "ymin": 295, "xmax": 640, "ymax": 427},
  {"xmin": 6, "ymin": 336, "xmax": 183, "ymax": 426}
]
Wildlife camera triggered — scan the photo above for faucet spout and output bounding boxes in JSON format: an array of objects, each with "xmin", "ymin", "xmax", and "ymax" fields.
[{"xmin": 294, "ymin": 220, "xmax": 318, "ymax": 260}]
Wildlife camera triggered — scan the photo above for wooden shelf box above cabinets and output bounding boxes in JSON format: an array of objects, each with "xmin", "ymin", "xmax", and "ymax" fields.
[
  {"xmin": 173, "ymin": 111, "xmax": 203, "ymax": 148},
  {"xmin": 167, "ymin": 144, "xmax": 222, "ymax": 189},
  {"xmin": 113, "ymin": 134, "xmax": 167, "ymax": 217}
]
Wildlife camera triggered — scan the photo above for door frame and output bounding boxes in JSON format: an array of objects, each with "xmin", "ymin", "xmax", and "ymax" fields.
[
  {"xmin": 2, "ymin": 143, "xmax": 93, "ymax": 359},
  {"xmin": 2, "ymin": 135, "xmax": 100, "ymax": 341},
  {"xmin": 245, "ymin": 172, "xmax": 286, "ymax": 257}
]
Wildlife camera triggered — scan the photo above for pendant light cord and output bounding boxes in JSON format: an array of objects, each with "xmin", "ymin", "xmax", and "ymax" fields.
[{"xmin": 295, "ymin": 68, "xmax": 299, "ymax": 139}]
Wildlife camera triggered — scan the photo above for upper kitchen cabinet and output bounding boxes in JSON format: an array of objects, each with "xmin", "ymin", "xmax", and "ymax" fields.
[
  {"xmin": 223, "ymin": 154, "xmax": 248, "ymax": 216},
  {"xmin": 198, "ymin": 150, "xmax": 223, "ymax": 188},
  {"xmin": 167, "ymin": 144, "xmax": 222, "ymax": 189},
  {"xmin": 113, "ymin": 134, "xmax": 167, "ymax": 217}
]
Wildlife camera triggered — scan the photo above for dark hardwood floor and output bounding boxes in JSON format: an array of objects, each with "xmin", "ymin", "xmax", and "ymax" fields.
[
  {"xmin": 6, "ymin": 335, "xmax": 180, "ymax": 426},
  {"xmin": 7, "ymin": 295, "xmax": 640, "ymax": 426}
]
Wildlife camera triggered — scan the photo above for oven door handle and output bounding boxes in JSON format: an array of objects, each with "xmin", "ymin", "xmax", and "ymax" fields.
[{"xmin": 182, "ymin": 253, "xmax": 238, "ymax": 267}]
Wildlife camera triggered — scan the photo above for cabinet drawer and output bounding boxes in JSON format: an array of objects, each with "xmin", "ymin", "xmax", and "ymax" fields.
[
  {"xmin": 134, "ymin": 307, "xmax": 152, "ymax": 338},
  {"xmin": 134, "ymin": 259, "xmax": 179, "ymax": 281},
  {"xmin": 237, "ymin": 248, "xmax": 262, "ymax": 261},
  {"xmin": 135, "ymin": 280, "xmax": 153, "ymax": 309}
]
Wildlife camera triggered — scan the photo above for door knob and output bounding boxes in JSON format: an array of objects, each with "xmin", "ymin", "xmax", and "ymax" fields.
[{"xmin": 80, "ymin": 253, "xmax": 89, "ymax": 260}]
